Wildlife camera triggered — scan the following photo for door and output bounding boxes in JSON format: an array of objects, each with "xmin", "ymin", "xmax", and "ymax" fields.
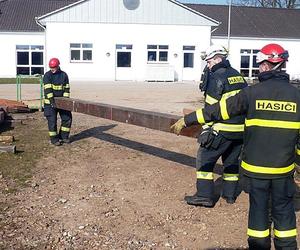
[
  {"xmin": 182, "ymin": 45, "xmax": 196, "ymax": 81},
  {"xmin": 115, "ymin": 44, "xmax": 133, "ymax": 81}
]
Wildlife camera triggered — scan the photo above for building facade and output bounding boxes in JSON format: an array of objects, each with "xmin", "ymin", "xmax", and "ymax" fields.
[{"xmin": 0, "ymin": 0, "xmax": 299, "ymax": 82}]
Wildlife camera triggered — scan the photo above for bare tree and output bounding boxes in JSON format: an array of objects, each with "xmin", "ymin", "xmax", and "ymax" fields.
[{"xmin": 232, "ymin": 0, "xmax": 300, "ymax": 8}]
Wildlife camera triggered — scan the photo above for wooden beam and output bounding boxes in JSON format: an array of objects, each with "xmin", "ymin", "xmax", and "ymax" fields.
[
  {"xmin": 0, "ymin": 145, "xmax": 16, "ymax": 153},
  {"xmin": 54, "ymin": 97, "xmax": 201, "ymax": 138},
  {"xmin": 0, "ymin": 135, "xmax": 14, "ymax": 143}
]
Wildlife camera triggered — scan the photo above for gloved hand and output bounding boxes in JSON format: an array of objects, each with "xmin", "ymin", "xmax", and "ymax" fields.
[{"xmin": 170, "ymin": 117, "xmax": 186, "ymax": 135}]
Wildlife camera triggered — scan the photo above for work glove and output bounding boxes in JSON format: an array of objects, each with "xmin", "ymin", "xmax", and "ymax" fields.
[{"xmin": 170, "ymin": 117, "xmax": 186, "ymax": 135}]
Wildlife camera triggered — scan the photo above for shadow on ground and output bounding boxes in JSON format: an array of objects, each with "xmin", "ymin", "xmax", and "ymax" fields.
[
  {"xmin": 71, "ymin": 124, "xmax": 197, "ymax": 168},
  {"xmin": 70, "ymin": 125, "xmax": 300, "ymax": 210}
]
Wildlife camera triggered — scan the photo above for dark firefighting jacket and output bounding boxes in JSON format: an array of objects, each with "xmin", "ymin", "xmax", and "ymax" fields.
[
  {"xmin": 43, "ymin": 68, "xmax": 70, "ymax": 106},
  {"xmin": 202, "ymin": 59, "xmax": 247, "ymax": 140},
  {"xmin": 185, "ymin": 71, "xmax": 300, "ymax": 179}
]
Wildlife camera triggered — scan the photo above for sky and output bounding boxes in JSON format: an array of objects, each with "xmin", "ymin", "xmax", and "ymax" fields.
[{"xmin": 179, "ymin": 0, "xmax": 229, "ymax": 5}]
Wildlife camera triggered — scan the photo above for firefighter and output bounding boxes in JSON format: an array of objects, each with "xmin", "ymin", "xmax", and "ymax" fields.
[
  {"xmin": 184, "ymin": 44, "xmax": 247, "ymax": 207},
  {"xmin": 171, "ymin": 43, "xmax": 298, "ymax": 249},
  {"xmin": 43, "ymin": 58, "xmax": 72, "ymax": 146}
]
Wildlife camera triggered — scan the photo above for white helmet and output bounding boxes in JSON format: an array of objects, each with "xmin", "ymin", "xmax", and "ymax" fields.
[{"xmin": 202, "ymin": 44, "xmax": 228, "ymax": 61}]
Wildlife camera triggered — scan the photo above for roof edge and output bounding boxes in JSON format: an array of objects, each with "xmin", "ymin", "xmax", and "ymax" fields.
[
  {"xmin": 213, "ymin": 35, "xmax": 300, "ymax": 41},
  {"xmin": 171, "ymin": 0, "xmax": 220, "ymax": 25},
  {"xmin": 36, "ymin": 0, "xmax": 87, "ymax": 21}
]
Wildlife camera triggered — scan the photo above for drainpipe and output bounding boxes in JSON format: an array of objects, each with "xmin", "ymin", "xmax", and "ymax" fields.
[{"xmin": 35, "ymin": 17, "xmax": 47, "ymax": 73}]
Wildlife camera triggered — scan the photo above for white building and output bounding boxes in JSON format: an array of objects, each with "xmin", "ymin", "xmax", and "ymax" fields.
[
  {"xmin": 0, "ymin": 0, "xmax": 299, "ymax": 82},
  {"xmin": 188, "ymin": 4, "xmax": 300, "ymax": 81}
]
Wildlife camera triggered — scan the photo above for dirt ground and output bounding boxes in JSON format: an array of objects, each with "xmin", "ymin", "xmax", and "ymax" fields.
[{"xmin": 0, "ymin": 82, "xmax": 300, "ymax": 249}]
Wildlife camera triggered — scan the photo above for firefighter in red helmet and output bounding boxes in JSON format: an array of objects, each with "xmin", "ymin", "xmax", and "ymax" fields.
[
  {"xmin": 43, "ymin": 58, "xmax": 72, "ymax": 146},
  {"xmin": 171, "ymin": 43, "xmax": 298, "ymax": 250}
]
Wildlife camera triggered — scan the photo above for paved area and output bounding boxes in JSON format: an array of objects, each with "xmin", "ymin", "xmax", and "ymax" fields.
[{"xmin": 0, "ymin": 81, "xmax": 204, "ymax": 115}]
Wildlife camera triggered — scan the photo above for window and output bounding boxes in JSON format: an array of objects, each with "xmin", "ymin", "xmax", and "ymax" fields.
[
  {"xmin": 16, "ymin": 45, "xmax": 44, "ymax": 75},
  {"xmin": 116, "ymin": 44, "xmax": 132, "ymax": 68},
  {"xmin": 70, "ymin": 43, "xmax": 93, "ymax": 62},
  {"xmin": 240, "ymin": 49, "xmax": 259, "ymax": 78},
  {"xmin": 183, "ymin": 45, "xmax": 195, "ymax": 68},
  {"xmin": 147, "ymin": 45, "xmax": 169, "ymax": 63}
]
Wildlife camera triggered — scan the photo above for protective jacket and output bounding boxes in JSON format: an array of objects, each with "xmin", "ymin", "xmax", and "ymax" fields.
[
  {"xmin": 202, "ymin": 59, "xmax": 247, "ymax": 140},
  {"xmin": 185, "ymin": 71, "xmax": 300, "ymax": 179},
  {"xmin": 43, "ymin": 68, "xmax": 70, "ymax": 106}
]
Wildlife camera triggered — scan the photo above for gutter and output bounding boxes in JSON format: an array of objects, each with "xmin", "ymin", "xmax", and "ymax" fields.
[{"xmin": 35, "ymin": 17, "xmax": 47, "ymax": 75}]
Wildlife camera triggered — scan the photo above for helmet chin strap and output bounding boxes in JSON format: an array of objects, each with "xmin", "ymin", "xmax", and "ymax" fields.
[{"xmin": 272, "ymin": 61, "xmax": 284, "ymax": 71}]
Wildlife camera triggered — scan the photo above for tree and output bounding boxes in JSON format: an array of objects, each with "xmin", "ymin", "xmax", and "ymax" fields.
[{"xmin": 232, "ymin": 0, "xmax": 300, "ymax": 8}]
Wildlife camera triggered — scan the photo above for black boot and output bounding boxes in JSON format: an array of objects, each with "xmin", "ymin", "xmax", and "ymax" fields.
[{"xmin": 184, "ymin": 194, "xmax": 215, "ymax": 207}]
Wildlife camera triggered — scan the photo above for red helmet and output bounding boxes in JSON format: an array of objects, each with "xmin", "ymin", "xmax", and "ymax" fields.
[
  {"xmin": 49, "ymin": 58, "xmax": 60, "ymax": 68},
  {"xmin": 256, "ymin": 43, "xmax": 289, "ymax": 64}
]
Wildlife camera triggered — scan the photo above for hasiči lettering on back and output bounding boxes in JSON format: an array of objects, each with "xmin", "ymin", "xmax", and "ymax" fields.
[{"xmin": 256, "ymin": 100, "xmax": 297, "ymax": 113}]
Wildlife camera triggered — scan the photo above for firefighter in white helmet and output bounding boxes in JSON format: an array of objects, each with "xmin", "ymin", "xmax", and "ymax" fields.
[{"xmin": 183, "ymin": 44, "xmax": 247, "ymax": 207}]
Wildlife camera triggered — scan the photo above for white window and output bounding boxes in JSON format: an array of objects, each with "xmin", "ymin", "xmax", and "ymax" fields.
[
  {"xmin": 147, "ymin": 45, "xmax": 168, "ymax": 63},
  {"xmin": 183, "ymin": 45, "xmax": 195, "ymax": 68},
  {"xmin": 16, "ymin": 45, "xmax": 44, "ymax": 75},
  {"xmin": 70, "ymin": 43, "xmax": 93, "ymax": 62},
  {"xmin": 240, "ymin": 49, "xmax": 260, "ymax": 78}
]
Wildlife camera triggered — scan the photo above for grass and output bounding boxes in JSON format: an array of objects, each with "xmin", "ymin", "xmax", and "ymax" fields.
[
  {"xmin": 0, "ymin": 112, "xmax": 48, "ymax": 191},
  {"xmin": 0, "ymin": 77, "xmax": 42, "ymax": 84}
]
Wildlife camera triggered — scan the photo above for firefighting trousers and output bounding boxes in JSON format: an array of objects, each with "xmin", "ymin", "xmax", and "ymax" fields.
[
  {"xmin": 247, "ymin": 176, "xmax": 297, "ymax": 250},
  {"xmin": 195, "ymin": 136, "xmax": 242, "ymax": 199},
  {"xmin": 44, "ymin": 106, "xmax": 72, "ymax": 143}
]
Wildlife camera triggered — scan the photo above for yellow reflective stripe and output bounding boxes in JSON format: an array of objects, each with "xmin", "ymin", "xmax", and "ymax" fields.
[
  {"xmin": 197, "ymin": 171, "xmax": 214, "ymax": 180},
  {"xmin": 296, "ymin": 148, "xmax": 300, "ymax": 155},
  {"xmin": 44, "ymin": 84, "xmax": 52, "ymax": 89},
  {"xmin": 44, "ymin": 99, "xmax": 50, "ymax": 104},
  {"xmin": 61, "ymin": 126, "xmax": 70, "ymax": 132},
  {"xmin": 49, "ymin": 131, "xmax": 57, "ymax": 136},
  {"xmin": 220, "ymin": 99, "xmax": 229, "ymax": 120},
  {"xmin": 212, "ymin": 123, "xmax": 244, "ymax": 132},
  {"xmin": 205, "ymin": 94, "xmax": 218, "ymax": 105},
  {"xmin": 221, "ymin": 89, "xmax": 240, "ymax": 100},
  {"xmin": 223, "ymin": 173, "xmax": 239, "ymax": 181},
  {"xmin": 47, "ymin": 93, "xmax": 53, "ymax": 98},
  {"xmin": 65, "ymin": 84, "xmax": 70, "ymax": 88},
  {"xmin": 196, "ymin": 109, "xmax": 205, "ymax": 124},
  {"xmin": 245, "ymin": 119, "xmax": 300, "ymax": 130},
  {"xmin": 63, "ymin": 92, "xmax": 70, "ymax": 97},
  {"xmin": 247, "ymin": 228, "xmax": 270, "ymax": 238},
  {"xmin": 52, "ymin": 85, "xmax": 63, "ymax": 90},
  {"xmin": 274, "ymin": 228, "xmax": 297, "ymax": 238},
  {"xmin": 242, "ymin": 161, "xmax": 295, "ymax": 174}
]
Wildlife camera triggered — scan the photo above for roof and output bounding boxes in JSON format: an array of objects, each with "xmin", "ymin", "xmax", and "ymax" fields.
[
  {"xmin": 186, "ymin": 4, "xmax": 300, "ymax": 39},
  {"xmin": 36, "ymin": 0, "xmax": 219, "ymax": 27},
  {"xmin": 0, "ymin": 0, "xmax": 78, "ymax": 32}
]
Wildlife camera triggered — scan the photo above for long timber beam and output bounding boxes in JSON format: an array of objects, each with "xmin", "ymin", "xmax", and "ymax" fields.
[{"xmin": 54, "ymin": 97, "xmax": 201, "ymax": 138}]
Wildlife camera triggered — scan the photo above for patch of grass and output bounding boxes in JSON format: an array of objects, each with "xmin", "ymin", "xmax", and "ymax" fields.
[
  {"xmin": 0, "ymin": 112, "xmax": 49, "ymax": 191},
  {"xmin": 0, "ymin": 77, "xmax": 42, "ymax": 84}
]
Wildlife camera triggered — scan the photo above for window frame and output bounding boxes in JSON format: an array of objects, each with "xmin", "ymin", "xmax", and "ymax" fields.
[
  {"xmin": 240, "ymin": 49, "xmax": 260, "ymax": 79},
  {"xmin": 70, "ymin": 43, "xmax": 93, "ymax": 63},
  {"xmin": 16, "ymin": 45, "xmax": 44, "ymax": 76},
  {"xmin": 147, "ymin": 45, "xmax": 169, "ymax": 64},
  {"xmin": 183, "ymin": 45, "xmax": 195, "ymax": 68}
]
